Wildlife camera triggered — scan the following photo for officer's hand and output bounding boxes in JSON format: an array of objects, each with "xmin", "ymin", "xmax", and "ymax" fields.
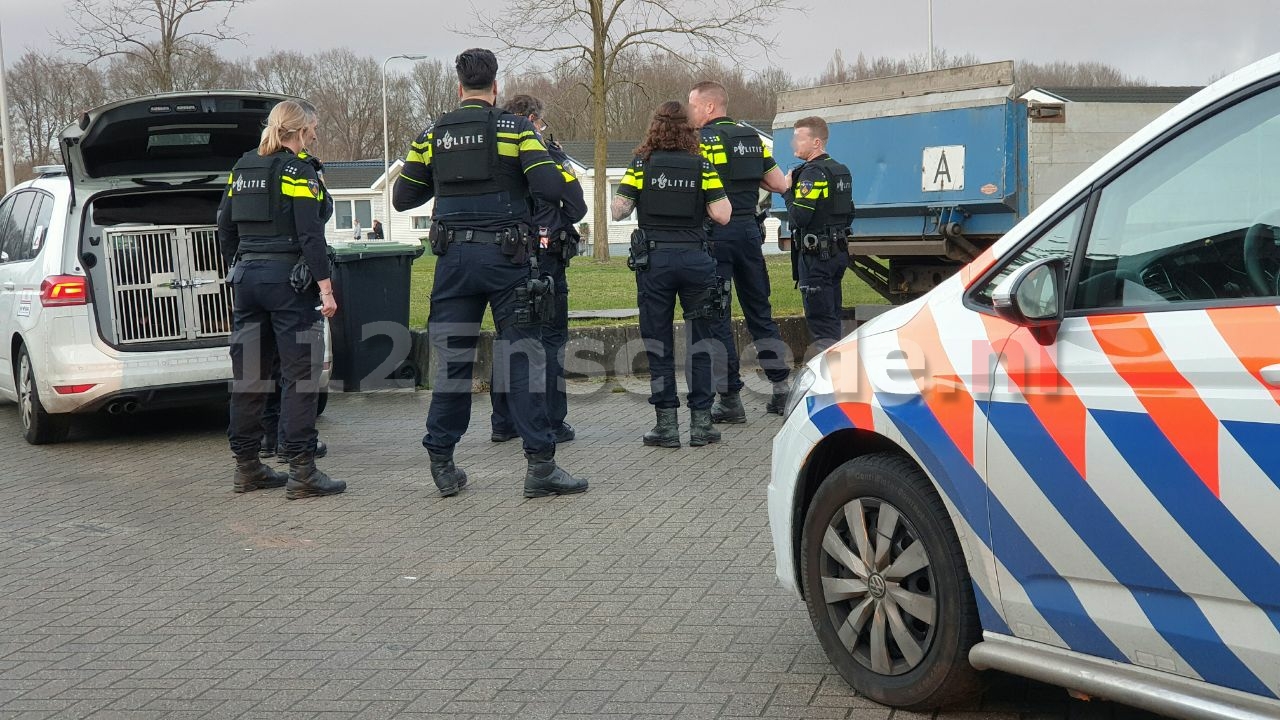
[{"xmin": 320, "ymin": 292, "xmax": 338, "ymax": 318}]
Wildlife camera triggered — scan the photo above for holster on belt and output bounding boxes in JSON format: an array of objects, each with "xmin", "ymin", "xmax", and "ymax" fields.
[
  {"xmin": 428, "ymin": 221, "xmax": 450, "ymax": 256},
  {"xmin": 501, "ymin": 224, "xmax": 532, "ymax": 265},
  {"xmin": 626, "ymin": 229, "xmax": 650, "ymax": 272}
]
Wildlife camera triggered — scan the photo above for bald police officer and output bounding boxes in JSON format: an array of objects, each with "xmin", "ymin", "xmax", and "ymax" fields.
[{"xmin": 688, "ymin": 81, "xmax": 793, "ymax": 421}]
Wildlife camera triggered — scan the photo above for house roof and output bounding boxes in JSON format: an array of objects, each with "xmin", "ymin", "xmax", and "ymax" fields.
[
  {"xmin": 1030, "ymin": 86, "xmax": 1203, "ymax": 104},
  {"xmin": 322, "ymin": 160, "xmax": 387, "ymax": 190},
  {"xmin": 556, "ymin": 141, "xmax": 641, "ymax": 169}
]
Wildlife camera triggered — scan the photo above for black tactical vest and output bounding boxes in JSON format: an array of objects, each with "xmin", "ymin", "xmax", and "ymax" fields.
[
  {"xmin": 431, "ymin": 106, "xmax": 523, "ymax": 198},
  {"xmin": 715, "ymin": 123, "xmax": 766, "ymax": 195},
  {"xmin": 796, "ymin": 156, "xmax": 855, "ymax": 231},
  {"xmin": 637, "ymin": 152, "xmax": 704, "ymax": 230},
  {"xmin": 229, "ymin": 150, "xmax": 298, "ymax": 252}
]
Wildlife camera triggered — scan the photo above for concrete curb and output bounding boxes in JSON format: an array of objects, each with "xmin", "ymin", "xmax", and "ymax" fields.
[{"xmin": 405, "ymin": 306, "xmax": 891, "ymax": 389}]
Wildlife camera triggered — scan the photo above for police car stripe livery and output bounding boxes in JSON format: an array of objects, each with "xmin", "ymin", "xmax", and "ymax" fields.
[{"xmin": 789, "ymin": 273, "xmax": 1280, "ymax": 699}]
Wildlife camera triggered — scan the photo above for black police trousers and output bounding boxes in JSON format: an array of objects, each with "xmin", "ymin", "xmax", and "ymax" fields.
[
  {"xmin": 260, "ymin": 362, "xmax": 283, "ymax": 449},
  {"xmin": 637, "ymin": 246, "xmax": 718, "ymax": 411},
  {"xmin": 490, "ymin": 252, "xmax": 568, "ymax": 434},
  {"xmin": 227, "ymin": 261, "xmax": 324, "ymax": 459},
  {"xmin": 797, "ymin": 249, "xmax": 848, "ymax": 350},
  {"xmin": 424, "ymin": 242, "xmax": 554, "ymax": 455},
  {"xmin": 708, "ymin": 217, "xmax": 790, "ymax": 393}
]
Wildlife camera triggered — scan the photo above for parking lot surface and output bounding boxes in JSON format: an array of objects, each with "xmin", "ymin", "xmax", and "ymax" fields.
[{"xmin": 0, "ymin": 386, "xmax": 1162, "ymax": 719}]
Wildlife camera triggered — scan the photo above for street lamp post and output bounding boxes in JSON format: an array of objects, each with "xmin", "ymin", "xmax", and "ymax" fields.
[
  {"xmin": 381, "ymin": 54, "xmax": 433, "ymax": 243},
  {"xmin": 0, "ymin": 21, "xmax": 16, "ymax": 192},
  {"xmin": 927, "ymin": 0, "xmax": 935, "ymax": 72}
]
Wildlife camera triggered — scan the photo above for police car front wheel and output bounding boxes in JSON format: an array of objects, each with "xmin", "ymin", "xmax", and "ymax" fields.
[{"xmin": 800, "ymin": 452, "xmax": 982, "ymax": 710}]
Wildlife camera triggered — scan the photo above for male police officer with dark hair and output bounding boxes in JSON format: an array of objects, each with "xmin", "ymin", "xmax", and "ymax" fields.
[
  {"xmin": 219, "ymin": 99, "xmax": 344, "ymax": 499},
  {"xmin": 394, "ymin": 48, "xmax": 587, "ymax": 499},
  {"xmin": 489, "ymin": 94, "xmax": 586, "ymax": 446},
  {"xmin": 786, "ymin": 116, "xmax": 854, "ymax": 349},
  {"xmin": 688, "ymin": 81, "xmax": 793, "ymax": 421}
]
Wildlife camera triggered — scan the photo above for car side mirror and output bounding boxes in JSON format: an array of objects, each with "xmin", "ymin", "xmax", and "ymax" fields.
[{"xmin": 992, "ymin": 257, "xmax": 1065, "ymax": 329}]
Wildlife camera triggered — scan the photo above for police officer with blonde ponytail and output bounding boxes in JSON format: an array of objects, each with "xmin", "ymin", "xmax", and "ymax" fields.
[{"xmin": 218, "ymin": 99, "xmax": 345, "ymax": 500}]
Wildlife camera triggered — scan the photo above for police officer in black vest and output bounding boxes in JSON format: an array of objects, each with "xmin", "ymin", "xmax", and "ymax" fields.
[
  {"xmin": 393, "ymin": 49, "xmax": 587, "ymax": 499},
  {"xmin": 218, "ymin": 100, "xmax": 345, "ymax": 499},
  {"xmin": 489, "ymin": 94, "xmax": 586, "ymax": 446},
  {"xmin": 785, "ymin": 116, "xmax": 854, "ymax": 349},
  {"xmin": 687, "ymin": 81, "xmax": 793, "ymax": 421},
  {"xmin": 613, "ymin": 101, "xmax": 733, "ymax": 448}
]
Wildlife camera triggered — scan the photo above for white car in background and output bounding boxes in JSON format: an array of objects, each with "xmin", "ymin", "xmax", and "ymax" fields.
[{"xmin": 0, "ymin": 91, "xmax": 329, "ymax": 444}]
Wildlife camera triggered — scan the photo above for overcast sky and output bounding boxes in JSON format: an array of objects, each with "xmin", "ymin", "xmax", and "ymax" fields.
[{"xmin": 2, "ymin": 0, "xmax": 1275, "ymax": 86}]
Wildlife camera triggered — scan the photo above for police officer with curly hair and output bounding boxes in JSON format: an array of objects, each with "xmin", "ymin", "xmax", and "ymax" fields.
[{"xmin": 612, "ymin": 100, "xmax": 732, "ymax": 448}]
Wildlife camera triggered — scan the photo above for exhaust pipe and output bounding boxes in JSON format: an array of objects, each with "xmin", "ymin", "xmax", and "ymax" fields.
[{"xmin": 105, "ymin": 399, "xmax": 140, "ymax": 415}]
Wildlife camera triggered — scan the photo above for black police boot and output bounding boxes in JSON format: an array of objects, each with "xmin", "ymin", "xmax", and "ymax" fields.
[
  {"xmin": 710, "ymin": 392, "xmax": 747, "ymax": 424},
  {"xmin": 642, "ymin": 408, "xmax": 681, "ymax": 449},
  {"xmin": 765, "ymin": 382, "xmax": 791, "ymax": 416},
  {"xmin": 276, "ymin": 440, "xmax": 328, "ymax": 463},
  {"xmin": 429, "ymin": 450, "xmax": 468, "ymax": 498},
  {"xmin": 689, "ymin": 409, "xmax": 722, "ymax": 447},
  {"xmin": 285, "ymin": 454, "xmax": 346, "ymax": 500},
  {"xmin": 259, "ymin": 439, "xmax": 277, "ymax": 459},
  {"xmin": 554, "ymin": 423, "xmax": 576, "ymax": 443},
  {"xmin": 234, "ymin": 455, "xmax": 288, "ymax": 493},
  {"xmin": 523, "ymin": 450, "xmax": 588, "ymax": 498},
  {"xmin": 490, "ymin": 427, "xmax": 519, "ymax": 443}
]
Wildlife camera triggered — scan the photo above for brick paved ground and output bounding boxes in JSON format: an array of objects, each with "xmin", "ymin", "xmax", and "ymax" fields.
[{"xmin": 0, "ymin": 383, "xmax": 1163, "ymax": 719}]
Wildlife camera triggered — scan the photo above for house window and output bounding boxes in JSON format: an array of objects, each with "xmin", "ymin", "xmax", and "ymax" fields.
[
  {"xmin": 411, "ymin": 216, "xmax": 431, "ymax": 230},
  {"xmin": 335, "ymin": 200, "xmax": 373, "ymax": 231}
]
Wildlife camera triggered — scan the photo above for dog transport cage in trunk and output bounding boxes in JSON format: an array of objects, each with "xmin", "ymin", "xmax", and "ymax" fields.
[{"xmin": 101, "ymin": 225, "xmax": 232, "ymax": 345}]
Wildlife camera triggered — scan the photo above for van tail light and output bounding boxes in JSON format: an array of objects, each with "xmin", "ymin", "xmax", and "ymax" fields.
[{"xmin": 40, "ymin": 276, "xmax": 88, "ymax": 307}]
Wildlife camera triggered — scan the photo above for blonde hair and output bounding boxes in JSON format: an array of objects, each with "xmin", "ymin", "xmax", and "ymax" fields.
[{"xmin": 258, "ymin": 100, "xmax": 318, "ymax": 156}]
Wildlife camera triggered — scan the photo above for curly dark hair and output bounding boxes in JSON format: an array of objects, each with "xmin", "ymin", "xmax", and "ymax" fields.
[{"xmin": 634, "ymin": 101, "xmax": 700, "ymax": 160}]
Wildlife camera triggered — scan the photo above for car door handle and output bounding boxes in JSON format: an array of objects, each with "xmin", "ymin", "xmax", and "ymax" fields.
[
  {"xmin": 1261, "ymin": 364, "xmax": 1280, "ymax": 387},
  {"xmin": 2, "ymin": 282, "xmax": 14, "ymax": 292}
]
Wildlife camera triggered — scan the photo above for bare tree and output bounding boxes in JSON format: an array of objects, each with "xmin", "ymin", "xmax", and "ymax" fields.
[
  {"xmin": 1014, "ymin": 59, "xmax": 1148, "ymax": 94},
  {"xmin": 307, "ymin": 49, "xmax": 383, "ymax": 161},
  {"xmin": 6, "ymin": 51, "xmax": 108, "ymax": 167},
  {"xmin": 818, "ymin": 49, "xmax": 1147, "ymax": 94},
  {"xmin": 470, "ymin": 0, "xmax": 794, "ymax": 260},
  {"xmin": 408, "ymin": 59, "xmax": 460, "ymax": 124},
  {"xmin": 247, "ymin": 51, "xmax": 317, "ymax": 98},
  {"xmin": 55, "ymin": 0, "xmax": 252, "ymax": 93}
]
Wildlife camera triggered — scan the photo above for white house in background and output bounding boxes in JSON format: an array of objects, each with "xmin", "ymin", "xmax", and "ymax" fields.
[{"xmin": 319, "ymin": 159, "xmax": 429, "ymax": 247}]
